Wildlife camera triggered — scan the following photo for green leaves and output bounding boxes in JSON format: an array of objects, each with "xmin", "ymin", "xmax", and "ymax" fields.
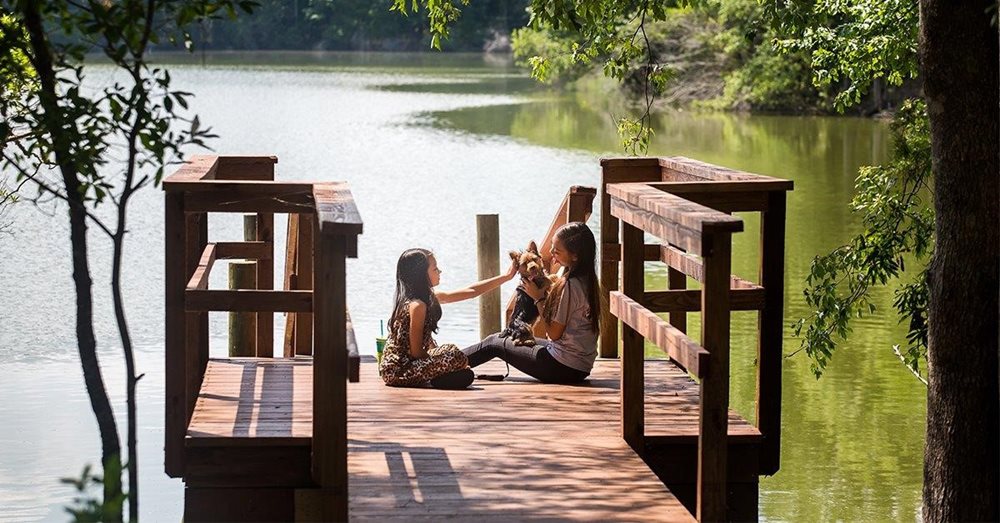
[
  {"xmin": 391, "ymin": 0, "xmax": 471, "ymax": 49},
  {"xmin": 764, "ymin": 0, "xmax": 919, "ymax": 112},
  {"xmin": 60, "ymin": 463, "xmax": 126, "ymax": 523},
  {"xmin": 793, "ymin": 99, "xmax": 932, "ymax": 381}
]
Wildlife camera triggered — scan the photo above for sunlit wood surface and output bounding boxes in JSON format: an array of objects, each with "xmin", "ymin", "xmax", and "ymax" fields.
[{"xmin": 188, "ymin": 357, "xmax": 761, "ymax": 520}]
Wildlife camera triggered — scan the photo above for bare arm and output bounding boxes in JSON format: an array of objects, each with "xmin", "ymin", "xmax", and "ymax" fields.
[
  {"xmin": 408, "ymin": 301, "xmax": 428, "ymax": 359},
  {"xmin": 436, "ymin": 260, "xmax": 518, "ymax": 304}
]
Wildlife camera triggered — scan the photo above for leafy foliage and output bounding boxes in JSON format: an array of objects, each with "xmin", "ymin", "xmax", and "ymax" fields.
[
  {"xmin": 0, "ymin": 1, "xmax": 245, "ymax": 201},
  {"xmin": 203, "ymin": 0, "xmax": 528, "ymax": 51},
  {"xmin": 708, "ymin": 0, "xmax": 824, "ymax": 112},
  {"xmin": 792, "ymin": 99, "xmax": 932, "ymax": 379},
  {"xmin": 61, "ymin": 464, "xmax": 126, "ymax": 523},
  {"xmin": 1, "ymin": 1, "xmax": 252, "ymax": 519},
  {"xmin": 762, "ymin": 0, "xmax": 932, "ymax": 381},
  {"xmin": 762, "ymin": 0, "xmax": 919, "ymax": 111}
]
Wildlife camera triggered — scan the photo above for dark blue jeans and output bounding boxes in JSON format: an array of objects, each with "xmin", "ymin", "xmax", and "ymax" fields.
[{"xmin": 461, "ymin": 333, "xmax": 588, "ymax": 383}]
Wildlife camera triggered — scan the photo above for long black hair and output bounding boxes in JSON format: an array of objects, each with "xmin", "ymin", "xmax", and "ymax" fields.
[
  {"xmin": 389, "ymin": 248, "xmax": 442, "ymax": 333},
  {"xmin": 542, "ymin": 222, "xmax": 602, "ymax": 331}
]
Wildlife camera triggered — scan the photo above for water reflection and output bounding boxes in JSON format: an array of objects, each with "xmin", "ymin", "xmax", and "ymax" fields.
[{"xmin": 0, "ymin": 53, "xmax": 921, "ymax": 522}]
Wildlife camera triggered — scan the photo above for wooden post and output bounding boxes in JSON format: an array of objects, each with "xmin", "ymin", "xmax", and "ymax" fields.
[
  {"xmin": 184, "ymin": 214, "xmax": 204, "ymax": 432},
  {"xmin": 477, "ymin": 214, "xmax": 501, "ymax": 338},
  {"xmin": 164, "ymin": 191, "xmax": 186, "ymax": 478},
  {"xmin": 224, "ymin": 215, "xmax": 259, "ymax": 357},
  {"xmin": 283, "ymin": 213, "xmax": 300, "ymax": 357},
  {"xmin": 621, "ymin": 221, "xmax": 645, "ymax": 449},
  {"xmin": 197, "ymin": 215, "xmax": 209, "ymax": 380},
  {"xmin": 296, "ymin": 213, "xmax": 314, "ymax": 356},
  {"xmin": 599, "ymin": 160, "xmax": 661, "ymax": 358},
  {"xmin": 311, "ymin": 221, "xmax": 348, "ymax": 521},
  {"xmin": 256, "ymin": 211, "xmax": 274, "ymax": 357},
  {"xmin": 698, "ymin": 232, "xmax": 732, "ymax": 522},
  {"xmin": 228, "ymin": 261, "xmax": 257, "ymax": 357},
  {"xmin": 756, "ymin": 191, "xmax": 786, "ymax": 475},
  {"xmin": 599, "ymin": 174, "xmax": 620, "ymax": 359},
  {"xmin": 668, "ymin": 246, "xmax": 687, "ymax": 333}
]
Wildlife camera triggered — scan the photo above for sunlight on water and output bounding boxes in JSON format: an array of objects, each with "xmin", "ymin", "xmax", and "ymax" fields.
[{"xmin": 0, "ymin": 52, "xmax": 922, "ymax": 522}]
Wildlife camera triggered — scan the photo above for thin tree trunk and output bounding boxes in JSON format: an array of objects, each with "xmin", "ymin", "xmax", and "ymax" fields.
[
  {"xmin": 111, "ymin": 235, "xmax": 138, "ymax": 523},
  {"xmin": 20, "ymin": 4, "xmax": 123, "ymax": 521},
  {"xmin": 919, "ymin": 0, "xmax": 1000, "ymax": 520}
]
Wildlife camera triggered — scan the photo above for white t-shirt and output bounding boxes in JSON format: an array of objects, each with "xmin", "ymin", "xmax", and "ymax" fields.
[{"xmin": 546, "ymin": 278, "xmax": 598, "ymax": 373}]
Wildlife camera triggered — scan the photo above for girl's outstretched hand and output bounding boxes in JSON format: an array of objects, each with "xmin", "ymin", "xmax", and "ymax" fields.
[{"xmin": 505, "ymin": 259, "xmax": 519, "ymax": 280}]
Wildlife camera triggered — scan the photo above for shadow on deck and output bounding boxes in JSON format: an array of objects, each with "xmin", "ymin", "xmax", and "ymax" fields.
[{"xmin": 184, "ymin": 357, "xmax": 762, "ymax": 521}]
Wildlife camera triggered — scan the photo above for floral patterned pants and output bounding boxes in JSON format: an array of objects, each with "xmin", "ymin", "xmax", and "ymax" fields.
[{"xmin": 379, "ymin": 344, "xmax": 469, "ymax": 387}]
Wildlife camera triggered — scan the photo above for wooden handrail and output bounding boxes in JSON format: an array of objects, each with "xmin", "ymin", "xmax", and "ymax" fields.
[
  {"xmin": 164, "ymin": 155, "xmax": 362, "ymax": 519},
  {"xmin": 185, "ymin": 289, "xmax": 313, "ymax": 312},
  {"xmin": 610, "ymin": 291, "xmax": 708, "ymax": 377},
  {"xmin": 602, "ymin": 156, "xmax": 792, "ymax": 520},
  {"xmin": 314, "ymin": 182, "xmax": 364, "ymax": 236}
]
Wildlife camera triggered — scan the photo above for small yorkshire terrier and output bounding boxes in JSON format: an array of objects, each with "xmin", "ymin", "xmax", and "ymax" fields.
[{"xmin": 500, "ymin": 241, "xmax": 557, "ymax": 346}]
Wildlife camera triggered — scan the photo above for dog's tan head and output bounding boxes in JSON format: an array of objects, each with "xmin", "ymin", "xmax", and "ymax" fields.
[{"xmin": 509, "ymin": 241, "xmax": 547, "ymax": 284}]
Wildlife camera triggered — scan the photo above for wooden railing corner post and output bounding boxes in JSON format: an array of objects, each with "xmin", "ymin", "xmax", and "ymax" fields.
[
  {"xmin": 756, "ymin": 190, "xmax": 787, "ymax": 475},
  {"xmin": 600, "ymin": 179, "xmax": 620, "ymax": 359},
  {"xmin": 620, "ymin": 221, "xmax": 645, "ymax": 449},
  {"xmin": 311, "ymin": 226, "xmax": 348, "ymax": 522},
  {"xmin": 164, "ymin": 190, "xmax": 186, "ymax": 478},
  {"xmin": 697, "ymin": 231, "xmax": 733, "ymax": 523}
]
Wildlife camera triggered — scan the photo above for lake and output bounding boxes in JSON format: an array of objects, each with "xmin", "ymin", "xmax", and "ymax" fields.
[{"xmin": 0, "ymin": 51, "xmax": 922, "ymax": 521}]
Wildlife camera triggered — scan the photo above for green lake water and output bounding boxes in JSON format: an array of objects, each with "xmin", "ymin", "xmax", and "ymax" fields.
[{"xmin": 0, "ymin": 51, "xmax": 923, "ymax": 521}]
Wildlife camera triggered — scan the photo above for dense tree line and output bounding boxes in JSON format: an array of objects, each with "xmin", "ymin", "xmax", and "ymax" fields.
[{"xmin": 198, "ymin": 0, "xmax": 529, "ymax": 51}]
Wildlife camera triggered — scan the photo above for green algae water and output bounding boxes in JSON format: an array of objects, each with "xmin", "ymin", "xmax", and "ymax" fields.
[{"xmin": 0, "ymin": 52, "xmax": 921, "ymax": 521}]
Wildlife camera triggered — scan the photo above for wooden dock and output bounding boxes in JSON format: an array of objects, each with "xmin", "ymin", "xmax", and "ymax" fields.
[
  {"xmin": 163, "ymin": 154, "xmax": 791, "ymax": 521},
  {"xmin": 184, "ymin": 357, "xmax": 765, "ymax": 521}
]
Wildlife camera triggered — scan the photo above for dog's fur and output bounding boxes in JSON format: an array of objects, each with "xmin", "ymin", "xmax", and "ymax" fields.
[{"xmin": 499, "ymin": 241, "xmax": 556, "ymax": 346}]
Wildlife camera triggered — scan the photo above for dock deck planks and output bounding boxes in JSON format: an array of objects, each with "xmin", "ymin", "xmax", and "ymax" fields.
[{"xmin": 187, "ymin": 357, "xmax": 760, "ymax": 520}]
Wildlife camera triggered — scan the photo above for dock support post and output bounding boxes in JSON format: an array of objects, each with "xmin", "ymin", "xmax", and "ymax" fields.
[
  {"xmin": 477, "ymin": 214, "xmax": 501, "ymax": 338},
  {"xmin": 228, "ymin": 215, "xmax": 258, "ymax": 357},
  {"xmin": 228, "ymin": 260, "xmax": 257, "ymax": 357}
]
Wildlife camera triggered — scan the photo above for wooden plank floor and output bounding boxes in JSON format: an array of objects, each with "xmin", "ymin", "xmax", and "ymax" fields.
[{"xmin": 188, "ymin": 357, "xmax": 761, "ymax": 521}]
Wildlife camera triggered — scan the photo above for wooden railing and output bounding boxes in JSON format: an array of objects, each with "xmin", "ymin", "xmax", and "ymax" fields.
[
  {"xmin": 601, "ymin": 156, "xmax": 792, "ymax": 521},
  {"xmin": 163, "ymin": 155, "xmax": 363, "ymax": 521}
]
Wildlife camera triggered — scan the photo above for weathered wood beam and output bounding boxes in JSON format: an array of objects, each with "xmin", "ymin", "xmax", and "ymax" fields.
[
  {"xmin": 215, "ymin": 155, "xmax": 277, "ymax": 180},
  {"xmin": 185, "ymin": 289, "xmax": 313, "ymax": 313},
  {"xmin": 185, "ymin": 243, "xmax": 217, "ymax": 291},
  {"xmin": 313, "ymin": 182, "xmax": 363, "ymax": 240},
  {"xmin": 642, "ymin": 287, "xmax": 765, "ymax": 312},
  {"xmin": 610, "ymin": 291, "xmax": 709, "ymax": 378},
  {"xmin": 184, "ymin": 190, "xmax": 315, "ymax": 215},
  {"xmin": 215, "ymin": 241, "xmax": 272, "ymax": 260}
]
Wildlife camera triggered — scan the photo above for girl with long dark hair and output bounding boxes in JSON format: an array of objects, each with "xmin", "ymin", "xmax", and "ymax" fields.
[
  {"xmin": 462, "ymin": 222, "xmax": 603, "ymax": 383},
  {"xmin": 380, "ymin": 248, "xmax": 518, "ymax": 389}
]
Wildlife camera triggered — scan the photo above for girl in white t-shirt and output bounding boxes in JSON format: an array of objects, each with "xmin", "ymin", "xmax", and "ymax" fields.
[{"xmin": 462, "ymin": 222, "xmax": 602, "ymax": 383}]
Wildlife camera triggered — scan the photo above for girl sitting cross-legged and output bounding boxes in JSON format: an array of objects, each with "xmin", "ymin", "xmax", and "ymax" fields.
[
  {"xmin": 461, "ymin": 222, "xmax": 602, "ymax": 384},
  {"xmin": 379, "ymin": 248, "xmax": 518, "ymax": 389}
]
